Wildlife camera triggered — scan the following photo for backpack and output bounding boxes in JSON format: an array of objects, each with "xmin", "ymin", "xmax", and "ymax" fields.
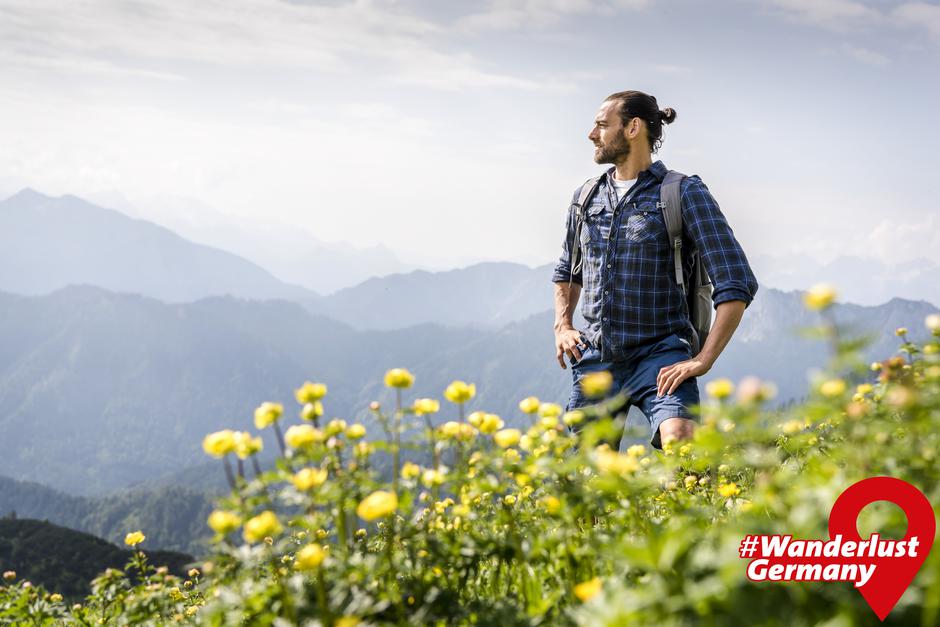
[{"xmin": 568, "ymin": 170, "xmax": 714, "ymax": 354}]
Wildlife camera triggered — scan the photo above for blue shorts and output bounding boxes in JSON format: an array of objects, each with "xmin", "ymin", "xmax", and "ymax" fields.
[{"xmin": 565, "ymin": 331, "xmax": 700, "ymax": 450}]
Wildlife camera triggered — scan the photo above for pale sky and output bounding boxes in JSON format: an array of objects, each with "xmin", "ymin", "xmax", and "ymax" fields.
[{"xmin": 2, "ymin": 0, "xmax": 939, "ymax": 270}]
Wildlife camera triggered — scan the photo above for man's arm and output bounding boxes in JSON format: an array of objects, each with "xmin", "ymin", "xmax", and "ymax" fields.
[{"xmin": 552, "ymin": 191, "xmax": 586, "ymax": 369}]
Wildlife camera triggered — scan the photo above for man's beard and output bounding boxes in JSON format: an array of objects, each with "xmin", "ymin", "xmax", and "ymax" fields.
[{"xmin": 594, "ymin": 134, "xmax": 630, "ymax": 164}]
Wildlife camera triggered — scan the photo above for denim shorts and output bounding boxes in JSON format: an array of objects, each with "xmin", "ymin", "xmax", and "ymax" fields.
[{"xmin": 565, "ymin": 331, "xmax": 700, "ymax": 450}]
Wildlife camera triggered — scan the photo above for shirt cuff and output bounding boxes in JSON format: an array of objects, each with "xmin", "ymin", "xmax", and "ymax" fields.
[
  {"xmin": 551, "ymin": 269, "xmax": 582, "ymax": 285},
  {"xmin": 712, "ymin": 287, "xmax": 753, "ymax": 309}
]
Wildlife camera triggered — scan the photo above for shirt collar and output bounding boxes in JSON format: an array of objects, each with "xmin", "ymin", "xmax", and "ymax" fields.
[{"xmin": 603, "ymin": 159, "xmax": 667, "ymax": 185}]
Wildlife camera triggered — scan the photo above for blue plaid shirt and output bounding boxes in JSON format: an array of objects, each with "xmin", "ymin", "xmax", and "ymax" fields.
[{"xmin": 551, "ymin": 160, "xmax": 758, "ymax": 362}]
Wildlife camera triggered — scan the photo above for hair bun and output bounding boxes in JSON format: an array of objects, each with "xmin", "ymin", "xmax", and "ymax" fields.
[{"xmin": 660, "ymin": 107, "xmax": 677, "ymax": 124}]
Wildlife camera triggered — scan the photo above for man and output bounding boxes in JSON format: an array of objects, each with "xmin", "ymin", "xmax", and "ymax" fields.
[{"xmin": 551, "ymin": 90, "xmax": 758, "ymax": 450}]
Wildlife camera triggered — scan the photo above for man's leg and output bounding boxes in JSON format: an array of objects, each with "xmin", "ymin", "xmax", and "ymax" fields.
[
  {"xmin": 565, "ymin": 341, "xmax": 624, "ymax": 450},
  {"xmin": 621, "ymin": 332, "xmax": 701, "ymax": 450}
]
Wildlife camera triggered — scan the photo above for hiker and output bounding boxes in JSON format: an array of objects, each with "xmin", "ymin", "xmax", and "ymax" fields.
[{"xmin": 552, "ymin": 90, "xmax": 758, "ymax": 451}]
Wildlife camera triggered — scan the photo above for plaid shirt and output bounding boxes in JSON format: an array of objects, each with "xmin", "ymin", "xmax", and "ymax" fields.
[{"xmin": 552, "ymin": 159, "xmax": 758, "ymax": 362}]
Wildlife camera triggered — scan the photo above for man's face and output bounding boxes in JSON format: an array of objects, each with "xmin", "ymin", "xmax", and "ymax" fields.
[{"xmin": 588, "ymin": 99, "xmax": 631, "ymax": 164}]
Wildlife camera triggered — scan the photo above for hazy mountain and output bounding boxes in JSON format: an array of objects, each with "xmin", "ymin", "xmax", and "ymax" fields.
[
  {"xmin": 0, "ymin": 517, "xmax": 193, "ymax": 598},
  {"xmin": 0, "ymin": 285, "xmax": 935, "ymax": 495},
  {"xmin": 86, "ymin": 190, "xmax": 418, "ymax": 294},
  {"xmin": 0, "ymin": 189, "xmax": 319, "ymax": 304},
  {"xmin": 0, "ymin": 476, "xmax": 213, "ymax": 556},
  {"xmin": 751, "ymin": 253, "xmax": 940, "ymax": 308}
]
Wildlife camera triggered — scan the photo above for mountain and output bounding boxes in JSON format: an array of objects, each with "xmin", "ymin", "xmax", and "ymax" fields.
[
  {"xmin": 0, "ymin": 476, "xmax": 214, "ymax": 556},
  {"xmin": 0, "ymin": 285, "xmax": 936, "ymax": 495},
  {"xmin": 0, "ymin": 517, "xmax": 193, "ymax": 598},
  {"xmin": 86, "ymin": 191, "xmax": 419, "ymax": 294},
  {"xmin": 0, "ymin": 189, "xmax": 320, "ymax": 304}
]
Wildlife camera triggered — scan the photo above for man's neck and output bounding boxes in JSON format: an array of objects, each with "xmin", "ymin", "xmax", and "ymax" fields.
[{"xmin": 613, "ymin": 152, "xmax": 652, "ymax": 181}]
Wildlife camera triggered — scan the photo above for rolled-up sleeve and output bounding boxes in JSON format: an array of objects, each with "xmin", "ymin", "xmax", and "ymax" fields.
[
  {"xmin": 551, "ymin": 189, "xmax": 583, "ymax": 285},
  {"xmin": 681, "ymin": 176, "xmax": 758, "ymax": 308}
]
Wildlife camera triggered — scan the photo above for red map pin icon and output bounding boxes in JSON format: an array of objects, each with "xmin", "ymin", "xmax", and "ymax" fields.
[{"xmin": 828, "ymin": 476, "xmax": 936, "ymax": 621}]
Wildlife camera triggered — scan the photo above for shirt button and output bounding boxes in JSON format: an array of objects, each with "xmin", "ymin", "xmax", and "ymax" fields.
[
  {"xmin": 602, "ymin": 317, "xmax": 607, "ymax": 321},
  {"xmin": 606, "ymin": 263, "xmax": 611, "ymax": 268},
  {"xmin": 604, "ymin": 289, "xmax": 609, "ymax": 295}
]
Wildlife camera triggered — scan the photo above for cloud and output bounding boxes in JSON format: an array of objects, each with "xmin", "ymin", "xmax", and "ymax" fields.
[
  {"xmin": 840, "ymin": 42, "xmax": 889, "ymax": 66},
  {"xmin": 893, "ymin": 2, "xmax": 940, "ymax": 40},
  {"xmin": 765, "ymin": 0, "xmax": 880, "ymax": 30},
  {"xmin": 0, "ymin": 0, "xmax": 555, "ymax": 91},
  {"xmin": 455, "ymin": 0, "xmax": 648, "ymax": 32}
]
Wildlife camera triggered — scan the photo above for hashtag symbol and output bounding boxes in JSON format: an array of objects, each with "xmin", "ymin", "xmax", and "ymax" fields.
[{"xmin": 739, "ymin": 535, "xmax": 759, "ymax": 558}]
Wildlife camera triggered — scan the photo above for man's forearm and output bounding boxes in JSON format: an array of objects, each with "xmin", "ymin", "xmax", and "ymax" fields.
[
  {"xmin": 553, "ymin": 281, "xmax": 581, "ymax": 332},
  {"xmin": 697, "ymin": 300, "xmax": 746, "ymax": 368}
]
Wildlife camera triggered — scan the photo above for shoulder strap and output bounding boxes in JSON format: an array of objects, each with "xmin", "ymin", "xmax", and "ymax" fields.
[
  {"xmin": 660, "ymin": 170, "xmax": 686, "ymax": 292},
  {"xmin": 568, "ymin": 176, "xmax": 601, "ymax": 284}
]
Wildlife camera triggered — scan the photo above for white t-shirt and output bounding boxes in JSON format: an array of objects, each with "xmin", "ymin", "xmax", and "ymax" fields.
[{"xmin": 611, "ymin": 176, "xmax": 637, "ymax": 203}]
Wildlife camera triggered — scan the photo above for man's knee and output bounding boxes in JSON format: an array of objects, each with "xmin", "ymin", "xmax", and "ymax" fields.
[{"xmin": 658, "ymin": 416, "xmax": 695, "ymax": 444}]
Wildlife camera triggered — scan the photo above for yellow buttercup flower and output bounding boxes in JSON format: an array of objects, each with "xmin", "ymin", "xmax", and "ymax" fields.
[
  {"xmin": 538, "ymin": 402, "xmax": 562, "ymax": 418},
  {"xmin": 478, "ymin": 413, "xmax": 504, "ymax": 434},
  {"xmin": 457, "ymin": 423, "xmax": 476, "ymax": 441},
  {"xmin": 444, "ymin": 380, "xmax": 476, "ymax": 404},
  {"xmin": 124, "ymin": 531, "xmax": 145, "ymax": 547},
  {"xmin": 384, "ymin": 368, "xmax": 414, "ymax": 388},
  {"xmin": 202, "ymin": 430, "xmax": 237, "ymax": 458},
  {"xmin": 295, "ymin": 381, "xmax": 327, "ymax": 404},
  {"xmin": 718, "ymin": 482, "xmax": 740, "ymax": 498},
  {"xmin": 562, "ymin": 410, "xmax": 585, "ymax": 426},
  {"xmin": 292, "ymin": 467, "xmax": 328, "ymax": 491},
  {"xmin": 541, "ymin": 495, "xmax": 561, "ymax": 514},
  {"xmin": 926, "ymin": 313, "xmax": 940, "ymax": 334},
  {"xmin": 803, "ymin": 283, "xmax": 836, "ymax": 310},
  {"xmin": 518, "ymin": 396, "xmax": 540, "ymax": 414},
  {"xmin": 494, "ymin": 428, "xmax": 521, "ymax": 448},
  {"xmin": 421, "ymin": 468, "xmax": 446, "ymax": 487},
  {"xmin": 467, "ymin": 411, "xmax": 486, "ymax": 427},
  {"xmin": 780, "ymin": 419, "xmax": 803, "ymax": 435},
  {"xmin": 345, "ymin": 423, "xmax": 366, "ymax": 439},
  {"xmin": 574, "ymin": 577, "xmax": 602, "ymax": 602},
  {"xmin": 254, "ymin": 402, "xmax": 284, "ymax": 429},
  {"xmin": 49, "ymin": 593, "xmax": 63, "ymax": 603},
  {"xmin": 325, "ymin": 418, "xmax": 347, "ymax": 436},
  {"xmin": 356, "ymin": 490, "xmax": 398, "ymax": 521},
  {"xmin": 439, "ymin": 421, "xmax": 461, "ymax": 438},
  {"xmin": 207, "ymin": 510, "xmax": 242, "ymax": 535},
  {"xmin": 413, "ymin": 398, "xmax": 440, "ymax": 415},
  {"xmin": 243, "ymin": 511, "xmax": 283, "ymax": 544},
  {"xmin": 401, "ymin": 462, "xmax": 421, "ymax": 480},
  {"xmin": 626, "ymin": 444, "xmax": 645, "ymax": 457},
  {"xmin": 595, "ymin": 449, "xmax": 639, "ymax": 476},
  {"xmin": 301, "ymin": 401, "xmax": 324, "ymax": 422},
  {"xmin": 294, "ymin": 544, "xmax": 327, "ymax": 570},
  {"xmin": 819, "ymin": 379, "xmax": 847, "ymax": 397},
  {"xmin": 285, "ymin": 424, "xmax": 324, "ymax": 449},
  {"xmin": 855, "ymin": 383, "xmax": 873, "ymax": 395},
  {"xmin": 705, "ymin": 378, "xmax": 734, "ymax": 400},
  {"xmin": 233, "ymin": 431, "xmax": 263, "ymax": 459},
  {"xmin": 895, "ymin": 327, "xmax": 908, "ymax": 337},
  {"xmin": 580, "ymin": 371, "xmax": 613, "ymax": 398}
]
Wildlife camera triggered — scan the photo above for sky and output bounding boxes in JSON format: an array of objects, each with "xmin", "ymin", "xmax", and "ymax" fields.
[{"xmin": 1, "ymin": 0, "xmax": 939, "ymax": 271}]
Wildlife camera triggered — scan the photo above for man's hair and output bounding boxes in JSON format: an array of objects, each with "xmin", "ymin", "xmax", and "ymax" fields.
[{"xmin": 604, "ymin": 90, "xmax": 677, "ymax": 154}]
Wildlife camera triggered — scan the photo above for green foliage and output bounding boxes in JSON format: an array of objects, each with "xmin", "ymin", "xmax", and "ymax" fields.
[{"xmin": 2, "ymin": 318, "xmax": 940, "ymax": 625}]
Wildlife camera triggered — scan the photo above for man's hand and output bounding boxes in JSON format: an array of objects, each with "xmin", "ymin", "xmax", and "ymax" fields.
[
  {"xmin": 555, "ymin": 327, "xmax": 587, "ymax": 370},
  {"xmin": 657, "ymin": 356, "xmax": 711, "ymax": 396}
]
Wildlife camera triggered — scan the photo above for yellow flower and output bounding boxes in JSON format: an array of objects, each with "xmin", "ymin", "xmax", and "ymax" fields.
[
  {"xmin": 467, "ymin": 410, "xmax": 486, "ymax": 427},
  {"xmin": 595, "ymin": 449, "xmax": 639, "ymax": 475},
  {"xmin": 574, "ymin": 577, "xmax": 602, "ymax": 602},
  {"xmin": 503, "ymin": 495, "xmax": 517, "ymax": 505},
  {"xmin": 626, "ymin": 444, "xmax": 645, "ymax": 457},
  {"xmin": 444, "ymin": 380, "xmax": 476, "ymax": 404},
  {"xmin": 207, "ymin": 510, "xmax": 242, "ymax": 535},
  {"xmin": 803, "ymin": 283, "xmax": 836, "ymax": 310},
  {"xmin": 413, "ymin": 398, "xmax": 440, "ymax": 415},
  {"xmin": 819, "ymin": 379, "xmax": 847, "ymax": 397},
  {"xmin": 325, "ymin": 418, "xmax": 347, "ymax": 436},
  {"xmin": 926, "ymin": 313, "xmax": 940, "ymax": 334},
  {"xmin": 253, "ymin": 402, "xmax": 284, "ymax": 429},
  {"xmin": 518, "ymin": 396, "xmax": 541, "ymax": 414},
  {"xmin": 292, "ymin": 467, "xmax": 328, "ymax": 491},
  {"xmin": 294, "ymin": 544, "xmax": 327, "ymax": 570},
  {"xmin": 384, "ymin": 368, "xmax": 414, "ymax": 388},
  {"xmin": 439, "ymin": 421, "xmax": 461, "ymax": 438},
  {"xmin": 580, "ymin": 370, "xmax": 613, "ymax": 398},
  {"xmin": 243, "ymin": 511, "xmax": 283, "ymax": 544},
  {"xmin": 541, "ymin": 495, "xmax": 561, "ymax": 514},
  {"xmin": 705, "ymin": 378, "xmax": 734, "ymax": 400},
  {"xmin": 285, "ymin": 424, "xmax": 324, "ymax": 449},
  {"xmin": 295, "ymin": 382, "xmax": 328, "ymax": 404},
  {"xmin": 478, "ymin": 413, "xmax": 504, "ymax": 434},
  {"xmin": 895, "ymin": 327, "xmax": 908, "ymax": 337},
  {"xmin": 457, "ymin": 423, "xmax": 476, "ymax": 441},
  {"xmin": 494, "ymin": 428, "xmax": 522, "ymax": 448},
  {"xmin": 781, "ymin": 419, "xmax": 803, "ymax": 435},
  {"xmin": 356, "ymin": 490, "xmax": 398, "ymax": 521},
  {"xmin": 562, "ymin": 410, "xmax": 585, "ymax": 426},
  {"xmin": 855, "ymin": 383, "xmax": 873, "ymax": 395},
  {"xmin": 335, "ymin": 618, "xmax": 360, "ymax": 627},
  {"xmin": 2, "ymin": 571, "xmax": 14, "ymax": 581},
  {"xmin": 345, "ymin": 423, "xmax": 366, "ymax": 439},
  {"xmin": 301, "ymin": 401, "xmax": 324, "ymax": 422},
  {"xmin": 401, "ymin": 462, "xmax": 421, "ymax": 480},
  {"xmin": 49, "ymin": 593, "xmax": 63, "ymax": 603},
  {"xmin": 232, "ymin": 431, "xmax": 263, "ymax": 459},
  {"xmin": 538, "ymin": 402, "xmax": 562, "ymax": 418},
  {"xmin": 124, "ymin": 531, "xmax": 145, "ymax": 547},
  {"xmin": 188, "ymin": 568, "xmax": 200, "ymax": 578},
  {"xmin": 718, "ymin": 482, "xmax": 740, "ymax": 498},
  {"xmin": 684, "ymin": 475, "xmax": 698, "ymax": 489},
  {"xmin": 202, "ymin": 430, "xmax": 237, "ymax": 458},
  {"xmin": 421, "ymin": 468, "xmax": 446, "ymax": 487}
]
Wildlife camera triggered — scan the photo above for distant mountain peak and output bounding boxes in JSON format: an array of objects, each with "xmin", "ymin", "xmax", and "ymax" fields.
[{"xmin": 3, "ymin": 187, "xmax": 52, "ymax": 206}]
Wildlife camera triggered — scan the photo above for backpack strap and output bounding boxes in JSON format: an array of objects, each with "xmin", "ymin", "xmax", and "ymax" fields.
[
  {"xmin": 568, "ymin": 176, "xmax": 602, "ymax": 285},
  {"xmin": 660, "ymin": 170, "xmax": 687, "ymax": 293}
]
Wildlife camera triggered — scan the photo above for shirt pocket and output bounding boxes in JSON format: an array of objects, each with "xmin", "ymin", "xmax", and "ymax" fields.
[{"xmin": 621, "ymin": 202, "xmax": 667, "ymax": 246}]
